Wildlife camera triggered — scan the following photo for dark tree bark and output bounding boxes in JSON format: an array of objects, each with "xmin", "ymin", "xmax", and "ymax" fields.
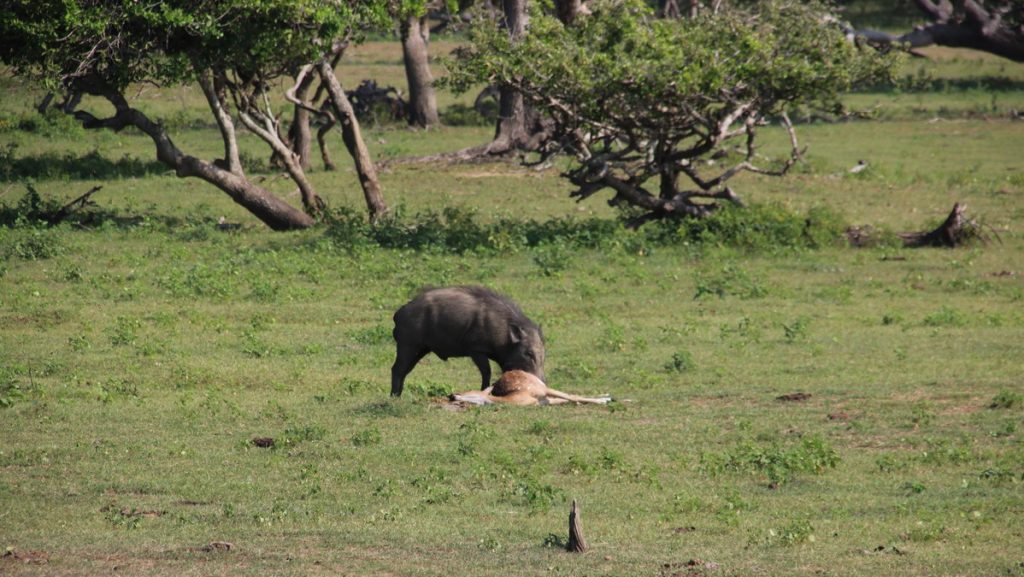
[
  {"xmin": 73, "ymin": 74, "xmax": 315, "ymax": 230},
  {"xmin": 287, "ymin": 70, "xmax": 316, "ymax": 170},
  {"xmin": 316, "ymin": 59, "xmax": 389, "ymax": 222},
  {"xmin": 401, "ymin": 14, "xmax": 441, "ymax": 128},
  {"xmin": 847, "ymin": 203, "xmax": 991, "ymax": 248},
  {"xmin": 567, "ymin": 500, "xmax": 588, "ymax": 553},
  {"xmin": 554, "ymin": 0, "xmax": 584, "ymax": 26},
  {"xmin": 489, "ymin": 0, "xmax": 532, "ymax": 154},
  {"xmin": 857, "ymin": 1, "xmax": 1024, "ymax": 62},
  {"xmin": 658, "ymin": 0, "xmax": 681, "ymax": 19}
]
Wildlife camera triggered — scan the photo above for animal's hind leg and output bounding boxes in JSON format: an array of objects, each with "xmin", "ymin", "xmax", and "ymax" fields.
[
  {"xmin": 391, "ymin": 346, "xmax": 429, "ymax": 397},
  {"xmin": 471, "ymin": 354, "xmax": 492, "ymax": 390},
  {"xmin": 543, "ymin": 388, "xmax": 612, "ymax": 405}
]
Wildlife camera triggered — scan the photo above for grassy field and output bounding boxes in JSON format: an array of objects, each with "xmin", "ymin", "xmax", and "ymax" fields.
[{"xmin": 2, "ymin": 36, "xmax": 1023, "ymax": 577}]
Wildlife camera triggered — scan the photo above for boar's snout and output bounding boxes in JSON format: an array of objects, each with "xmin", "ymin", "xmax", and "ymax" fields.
[{"xmin": 507, "ymin": 324, "xmax": 546, "ymax": 382}]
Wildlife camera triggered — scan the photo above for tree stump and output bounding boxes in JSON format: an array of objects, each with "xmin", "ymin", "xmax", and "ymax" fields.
[
  {"xmin": 847, "ymin": 203, "xmax": 991, "ymax": 248},
  {"xmin": 567, "ymin": 499, "xmax": 588, "ymax": 553}
]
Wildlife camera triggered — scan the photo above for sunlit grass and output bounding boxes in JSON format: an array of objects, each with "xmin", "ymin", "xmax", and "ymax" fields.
[{"xmin": 2, "ymin": 38, "xmax": 1023, "ymax": 577}]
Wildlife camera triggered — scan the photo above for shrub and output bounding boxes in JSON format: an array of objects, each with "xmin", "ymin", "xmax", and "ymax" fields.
[
  {"xmin": 990, "ymin": 391, "xmax": 1022, "ymax": 409},
  {"xmin": 700, "ymin": 435, "xmax": 839, "ymax": 486},
  {"xmin": 321, "ymin": 203, "xmax": 847, "ymax": 255}
]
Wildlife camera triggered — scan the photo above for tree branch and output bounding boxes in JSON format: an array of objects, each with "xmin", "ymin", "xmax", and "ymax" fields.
[
  {"xmin": 235, "ymin": 80, "xmax": 323, "ymax": 217},
  {"xmin": 197, "ymin": 68, "xmax": 243, "ymax": 175}
]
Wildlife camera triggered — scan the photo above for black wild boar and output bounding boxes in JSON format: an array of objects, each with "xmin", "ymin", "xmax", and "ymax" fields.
[{"xmin": 391, "ymin": 286, "xmax": 546, "ymax": 397}]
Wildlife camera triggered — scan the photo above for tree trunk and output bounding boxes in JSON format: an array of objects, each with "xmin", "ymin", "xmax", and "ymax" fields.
[
  {"xmin": 316, "ymin": 60, "xmax": 389, "ymax": 222},
  {"xmin": 554, "ymin": 0, "xmax": 583, "ymax": 26},
  {"xmin": 846, "ymin": 203, "xmax": 990, "ymax": 248},
  {"xmin": 659, "ymin": 0, "xmax": 681, "ymax": 19},
  {"xmin": 317, "ymin": 115, "xmax": 338, "ymax": 171},
  {"xmin": 487, "ymin": 0, "xmax": 530, "ymax": 154},
  {"xmin": 567, "ymin": 500, "xmax": 588, "ymax": 553},
  {"xmin": 196, "ymin": 70, "xmax": 243, "ymax": 176},
  {"xmin": 288, "ymin": 71, "xmax": 315, "ymax": 170},
  {"xmin": 401, "ymin": 14, "xmax": 441, "ymax": 128},
  {"xmin": 75, "ymin": 77, "xmax": 314, "ymax": 230}
]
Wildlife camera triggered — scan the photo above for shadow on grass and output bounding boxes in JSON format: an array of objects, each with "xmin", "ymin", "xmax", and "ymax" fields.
[{"xmin": 0, "ymin": 147, "xmax": 167, "ymax": 182}]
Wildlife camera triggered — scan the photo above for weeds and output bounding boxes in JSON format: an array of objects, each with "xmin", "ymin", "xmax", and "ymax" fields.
[
  {"xmin": 694, "ymin": 264, "xmax": 769, "ymax": 299},
  {"xmin": 781, "ymin": 316, "xmax": 811, "ymax": 343},
  {"xmin": 664, "ymin": 350, "xmax": 696, "ymax": 373},
  {"xmin": 351, "ymin": 427, "xmax": 383, "ymax": 447},
  {"xmin": 760, "ymin": 518, "xmax": 815, "ymax": 547},
  {"xmin": 321, "ymin": 203, "xmax": 850, "ymax": 255},
  {"xmin": 0, "ymin": 364, "xmax": 30, "ymax": 408},
  {"xmin": 989, "ymin": 390, "xmax": 1022, "ymax": 409},
  {"xmin": 700, "ymin": 435, "xmax": 840, "ymax": 487},
  {"xmin": 922, "ymin": 305, "xmax": 968, "ymax": 327},
  {"xmin": 279, "ymin": 425, "xmax": 327, "ymax": 449}
]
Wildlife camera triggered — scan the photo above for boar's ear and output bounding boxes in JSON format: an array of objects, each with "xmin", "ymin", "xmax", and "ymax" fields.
[{"xmin": 509, "ymin": 324, "xmax": 524, "ymax": 344}]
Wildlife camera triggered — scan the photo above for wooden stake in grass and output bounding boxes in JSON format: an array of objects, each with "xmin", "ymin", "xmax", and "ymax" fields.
[{"xmin": 567, "ymin": 499, "xmax": 588, "ymax": 553}]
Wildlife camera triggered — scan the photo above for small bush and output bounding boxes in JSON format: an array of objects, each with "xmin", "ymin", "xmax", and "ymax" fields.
[
  {"xmin": 989, "ymin": 390, "xmax": 1021, "ymax": 409},
  {"xmin": 694, "ymin": 264, "xmax": 769, "ymax": 299},
  {"xmin": 699, "ymin": 435, "xmax": 839, "ymax": 486},
  {"xmin": 659, "ymin": 203, "xmax": 847, "ymax": 251},
  {"xmin": 664, "ymin": 350, "xmax": 696, "ymax": 373},
  {"xmin": 280, "ymin": 425, "xmax": 327, "ymax": 448},
  {"xmin": 922, "ymin": 305, "xmax": 968, "ymax": 327},
  {"xmin": 6, "ymin": 228, "xmax": 65, "ymax": 260},
  {"xmin": 351, "ymin": 427, "xmax": 383, "ymax": 447},
  {"xmin": 321, "ymin": 203, "xmax": 847, "ymax": 255},
  {"xmin": 0, "ymin": 182, "xmax": 62, "ymax": 227},
  {"xmin": 782, "ymin": 316, "xmax": 811, "ymax": 343},
  {"xmin": 0, "ymin": 364, "xmax": 29, "ymax": 408}
]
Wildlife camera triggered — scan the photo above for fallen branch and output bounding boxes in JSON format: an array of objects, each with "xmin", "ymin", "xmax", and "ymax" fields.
[{"xmin": 46, "ymin": 185, "xmax": 102, "ymax": 226}]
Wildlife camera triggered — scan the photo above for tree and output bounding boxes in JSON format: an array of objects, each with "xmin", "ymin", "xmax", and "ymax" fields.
[
  {"xmin": 839, "ymin": 1, "xmax": 1024, "ymax": 62},
  {"xmin": 898, "ymin": 1, "xmax": 1023, "ymax": 62},
  {"xmin": 448, "ymin": 0, "xmax": 896, "ymax": 226},
  {"xmin": 0, "ymin": 0, "xmax": 390, "ymax": 230},
  {"xmin": 398, "ymin": 1, "xmax": 443, "ymax": 128}
]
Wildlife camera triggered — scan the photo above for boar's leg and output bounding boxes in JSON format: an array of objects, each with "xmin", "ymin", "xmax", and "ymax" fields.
[
  {"xmin": 471, "ymin": 354, "xmax": 492, "ymax": 390},
  {"xmin": 391, "ymin": 346, "xmax": 429, "ymax": 397}
]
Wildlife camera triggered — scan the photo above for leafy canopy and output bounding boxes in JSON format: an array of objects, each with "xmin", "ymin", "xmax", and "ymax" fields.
[
  {"xmin": 450, "ymin": 0, "xmax": 893, "ymax": 137},
  {"xmin": 0, "ymin": 1, "xmax": 391, "ymax": 91},
  {"xmin": 446, "ymin": 0, "xmax": 898, "ymax": 223}
]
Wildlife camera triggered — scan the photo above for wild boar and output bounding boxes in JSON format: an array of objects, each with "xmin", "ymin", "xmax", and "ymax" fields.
[{"xmin": 390, "ymin": 286, "xmax": 545, "ymax": 397}]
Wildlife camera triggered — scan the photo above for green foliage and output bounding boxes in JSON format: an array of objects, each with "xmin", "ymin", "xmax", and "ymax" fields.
[
  {"xmin": 0, "ymin": 182, "xmax": 60, "ymax": 227},
  {"xmin": 3, "ymin": 227, "xmax": 65, "ymax": 260},
  {"xmin": 449, "ymin": 0, "xmax": 894, "ymax": 118},
  {"xmin": 694, "ymin": 264, "xmax": 769, "ymax": 300},
  {"xmin": 0, "ymin": 364, "xmax": 29, "ymax": 408},
  {"xmin": 0, "ymin": 1, "xmax": 392, "ymax": 91},
  {"xmin": 279, "ymin": 424, "xmax": 327, "ymax": 448},
  {"xmin": 990, "ymin": 391, "xmax": 1022, "ymax": 410},
  {"xmin": 922, "ymin": 305, "xmax": 968, "ymax": 327},
  {"xmin": 664, "ymin": 350, "xmax": 696, "ymax": 373},
  {"xmin": 781, "ymin": 316, "xmax": 811, "ymax": 343},
  {"xmin": 700, "ymin": 435, "xmax": 840, "ymax": 486},
  {"xmin": 351, "ymin": 427, "xmax": 383, "ymax": 447},
  {"xmin": 322, "ymin": 203, "xmax": 845, "ymax": 254},
  {"xmin": 660, "ymin": 203, "xmax": 848, "ymax": 250},
  {"xmin": 445, "ymin": 0, "xmax": 898, "ymax": 220}
]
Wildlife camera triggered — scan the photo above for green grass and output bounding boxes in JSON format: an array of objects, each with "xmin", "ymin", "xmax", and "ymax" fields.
[{"xmin": 2, "ymin": 39, "xmax": 1024, "ymax": 577}]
